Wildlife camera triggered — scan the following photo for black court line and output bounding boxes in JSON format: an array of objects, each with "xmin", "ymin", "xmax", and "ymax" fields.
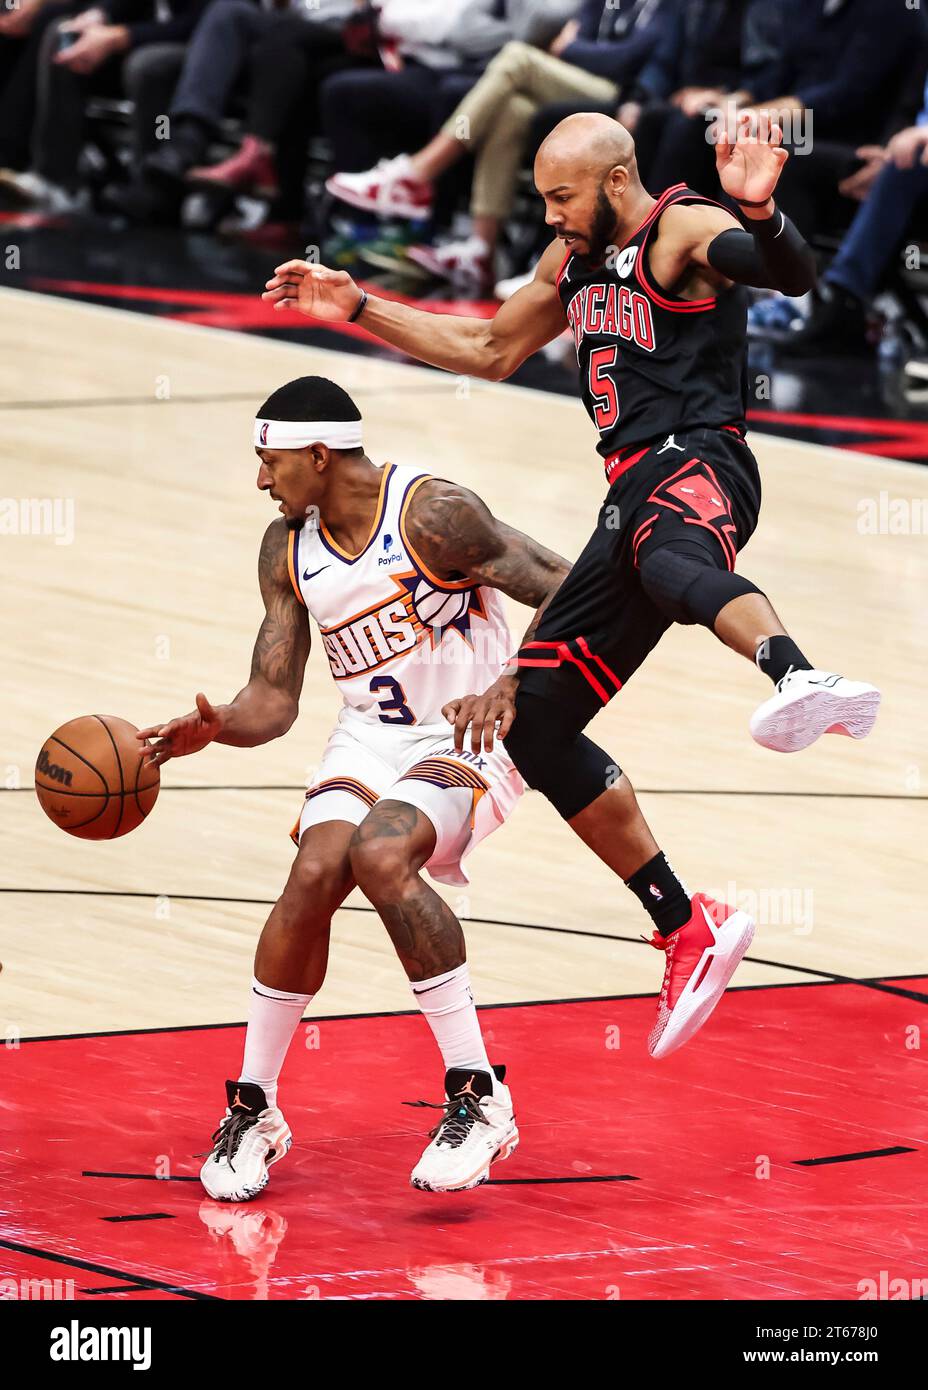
[
  {"xmin": 13, "ymin": 974, "xmax": 921, "ymax": 1047},
  {"xmin": 100, "ymin": 1212, "xmax": 175, "ymax": 1223},
  {"xmin": 83, "ymin": 1171, "xmax": 199, "ymax": 1182},
  {"xmin": 0, "ymin": 392, "xmax": 258, "ymax": 410},
  {"xmin": 793, "ymin": 1146, "xmax": 918, "ymax": 1167},
  {"xmin": 81, "ymin": 1284, "xmax": 154, "ymax": 1295},
  {"xmin": 0, "ymin": 381, "xmax": 462, "ymax": 412},
  {"xmin": 487, "ymin": 1174, "xmax": 640, "ymax": 1185},
  {"xmin": 6, "ymin": 885, "xmax": 928, "ymax": 1007},
  {"xmin": 6, "ymin": 784, "xmax": 927, "ymax": 801},
  {"xmin": 0, "ymin": 1236, "xmax": 220, "ymax": 1300}
]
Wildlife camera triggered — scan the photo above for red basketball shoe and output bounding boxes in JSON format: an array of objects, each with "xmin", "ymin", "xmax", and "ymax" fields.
[{"xmin": 647, "ymin": 893, "xmax": 755, "ymax": 1059}]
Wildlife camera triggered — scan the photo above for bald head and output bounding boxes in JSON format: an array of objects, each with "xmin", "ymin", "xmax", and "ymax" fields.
[
  {"xmin": 535, "ymin": 112, "xmax": 637, "ymax": 187},
  {"xmin": 533, "ymin": 112, "xmax": 646, "ymax": 264}
]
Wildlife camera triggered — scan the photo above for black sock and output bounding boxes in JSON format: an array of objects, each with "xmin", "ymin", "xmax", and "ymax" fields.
[
  {"xmin": 755, "ymin": 635, "xmax": 812, "ymax": 686},
  {"xmin": 625, "ymin": 851, "xmax": 691, "ymax": 937}
]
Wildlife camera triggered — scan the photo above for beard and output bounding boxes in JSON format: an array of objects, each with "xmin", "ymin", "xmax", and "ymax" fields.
[{"xmin": 586, "ymin": 184, "xmax": 619, "ymax": 264}]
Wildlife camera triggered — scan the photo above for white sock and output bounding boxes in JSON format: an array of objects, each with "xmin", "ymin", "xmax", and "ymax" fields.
[
  {"xmin": 239, "ymin": 975, "xmax": 313, "ymax": 1109},
  {"xmin": 410, "ymin": 963, "xmax": 492, "ymax": 1082}
]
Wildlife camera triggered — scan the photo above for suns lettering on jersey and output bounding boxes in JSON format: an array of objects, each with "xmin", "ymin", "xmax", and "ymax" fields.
[
  {"xmin": 320, "ymin": 581, "xmax": 426, "ymax": 681},
  {"xmin": 292, "ymin": 465, "xmax": 513, "ymax": 727}
]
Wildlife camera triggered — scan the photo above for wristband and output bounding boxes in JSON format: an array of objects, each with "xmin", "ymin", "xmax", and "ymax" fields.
[
  {"xmin": 348, "ymin": 289, "xmax": 368, "ymax": 323},
  {"xmin": 736, "ymin": 197, "xmax": 775, "ymax": 209}
]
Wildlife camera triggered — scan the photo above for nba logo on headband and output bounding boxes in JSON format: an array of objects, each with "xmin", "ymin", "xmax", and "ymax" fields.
[{"xmin": 259, "ymin": 422, "xmax": 270, "ymax": 446}]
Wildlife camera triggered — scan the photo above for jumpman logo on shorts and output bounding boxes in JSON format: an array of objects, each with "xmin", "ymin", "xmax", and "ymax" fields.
[{"xmin": 657, "ymin": 434, "xmax": 685, "ymax": 454}]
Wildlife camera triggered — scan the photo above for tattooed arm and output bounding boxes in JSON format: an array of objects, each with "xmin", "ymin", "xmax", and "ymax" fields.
[
  {"xmin": 141, "ymin": 520, "xmax": 311, "ymax": 765},
  {"xmin": 405, "ymin": 480, "xmax": 569, "ymax": 753}
]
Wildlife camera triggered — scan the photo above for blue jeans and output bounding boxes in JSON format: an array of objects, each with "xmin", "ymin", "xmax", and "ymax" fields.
[{"xmin": 827, "ymin": 158, "xmax": 928, "ymax": 300}]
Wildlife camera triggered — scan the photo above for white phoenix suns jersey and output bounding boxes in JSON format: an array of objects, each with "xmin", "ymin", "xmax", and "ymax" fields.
[{"xmin": 286, "ymin": 464, "xmax": 513, "ymax": 732}]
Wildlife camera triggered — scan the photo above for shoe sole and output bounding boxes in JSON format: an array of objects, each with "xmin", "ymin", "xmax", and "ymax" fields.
[
  {"xmin": 358, "ymin": 248, "xmax": 430, "ymax": 278},
  {"xmin": 199, "ymin": 1131, "xmax": 292, "ymax": 1202},
  {"xmin": 324, "ymin": 178, "xmax": 431, "ymax": 222},
  {"xmin": 405, "ymin": 245, "xmax": 492, "ymax": 290},
  {"xmin": 751, "ymin": 684, "xmax": 881, "ymax": 753},
  {"xmin": 410, "ymin": 1126, "xmax": 520, "ymax": 1194},
  {"xmin": 650, "ymin": 912, "xmax": 755, "ymax": 1059}
]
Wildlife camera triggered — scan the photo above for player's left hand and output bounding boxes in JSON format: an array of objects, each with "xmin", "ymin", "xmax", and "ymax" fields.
[
  {"xmin": 442, "ymin": 674, "xmax": 519, "ymax": 755},
  {"xmin": 715, "ymin": 111, "xmax": 789, "ymax": 207}
]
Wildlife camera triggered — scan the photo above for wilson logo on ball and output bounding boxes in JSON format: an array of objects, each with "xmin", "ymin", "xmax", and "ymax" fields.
[{"xmin": 36, "ymin": 747, "xmax": 73, "ymax": 786}]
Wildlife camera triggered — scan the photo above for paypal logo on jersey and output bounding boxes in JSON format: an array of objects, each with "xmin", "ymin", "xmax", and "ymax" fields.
[{"xmin": 378, "ymin": 533, "xmax": 403, "ymax": 566}]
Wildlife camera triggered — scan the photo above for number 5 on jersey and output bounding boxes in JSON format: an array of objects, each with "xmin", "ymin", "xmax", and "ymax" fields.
[{"xmin": 588, "ymin": 346, "xmax": 619, "ymax": 431}]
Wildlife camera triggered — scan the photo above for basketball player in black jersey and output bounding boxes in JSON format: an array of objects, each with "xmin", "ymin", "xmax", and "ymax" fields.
[{"xmin": 262, "ymin": 113, "xmax": 880, "ymax": 1059}]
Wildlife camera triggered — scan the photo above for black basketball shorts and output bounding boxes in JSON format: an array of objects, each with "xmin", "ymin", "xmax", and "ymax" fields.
[{"xmin": 516, "ymin": 426, "xmax": 762, "ymax": 727}]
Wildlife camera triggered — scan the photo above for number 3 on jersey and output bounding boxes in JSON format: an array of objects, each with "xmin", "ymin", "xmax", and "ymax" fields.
[
  {"xmin": 370, "ymin": 675, "xmax": 415, "ymax": 725},
  {"xmin": 588, "ymin": 346, "xmax": 619, "ymax": 431}
]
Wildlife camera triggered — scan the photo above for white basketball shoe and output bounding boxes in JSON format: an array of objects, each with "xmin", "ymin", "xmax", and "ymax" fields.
[
  {"xmin": 750, "ymin": 668, "xmax": 881, "ymax": 753},
  {"xmin": 200, "ymin": 1080, "xmax": 292, "ymax": 1202},
  {"xmin": 409, "ymin": 1066, "xmax": 519, "ymax": 1193}
]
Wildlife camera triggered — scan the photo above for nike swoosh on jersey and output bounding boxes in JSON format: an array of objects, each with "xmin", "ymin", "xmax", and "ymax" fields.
[{"xmin": 303, "ymin": 565, "xmax": 331, "ymax": 581}]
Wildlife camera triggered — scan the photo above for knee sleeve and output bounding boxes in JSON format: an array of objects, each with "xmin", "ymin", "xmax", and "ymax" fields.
[
  {"xmin": 638, "ymin": 546, "xmax": 762, "ymax": 628},
  {"xmin": 504, "ymin": 692, "xmax": 620, "ymax": 821}
]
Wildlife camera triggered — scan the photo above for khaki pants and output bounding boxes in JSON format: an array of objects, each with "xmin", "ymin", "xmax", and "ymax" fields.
[{"xmin": 441, "ymin": 42, "xmax": 619, "ymax": 221}]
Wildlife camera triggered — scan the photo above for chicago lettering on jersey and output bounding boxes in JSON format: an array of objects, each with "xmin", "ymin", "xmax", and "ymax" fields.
[
  {"xmin": 565, "ymin": 281, "xmax": 656, "ymax": 355},
  {"xmin": 321, "ymin": 595, "xmax": 426, "ymax": 680}
]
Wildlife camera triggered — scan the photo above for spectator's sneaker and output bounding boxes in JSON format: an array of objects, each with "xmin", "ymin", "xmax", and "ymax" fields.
[
  {"xmin": 0, "ymin": 168, "xmax": 46, "ymax": 205},
  {"xmin": 200, "ymin": 1080, "xmax": 292, "ymax": 1202},
  {"xmin": 406, "ymin": 235, "xmax": 493, "ymax": 290},
  {"xmin": 101, "ymin": 176, "xmax": 182, "ymax": 225},
  {"xmin": 326, "ymin": 155, "xmax": 433, "ymax": 220},
  {"xmin": 647, "ymin": 894, "xmax": 755, "ymax": 1059},
  {"xmin": 746, "ymin": 291, "xmax": 803, "ymax": 340},
  {"xmin": 142, "ymin": 145, "xmax": 197, "ymax": 190},
  {"xmin": 323, "ymin": 232, "xmax": 365, "ymax": 270},
  {"xmin": 903, "ymin": 355, "xmax": 928, "ymax": 382},
  {"xmin": 359, "ymin": 225, "xmax": 429, "ymax": 278},
  {"xmin": 0, "ymin": 168, "xmax": 83, "ymax": 212},
  {"xmin": 787, "ymin": 283, "xmax": 871, "ymax": 356},
  {"xmin": 408, "ymin": 1066, "xmax": 518, "ymax": 1193},
  {"xmin": 495, "ymin": 268, "xmax": 534, "ymax": 301},
  {"xmin": 187, "ymin": 136, "xmax": 279, "ymax": 200},
  {"xmin": 750, "ymin": 669, "xmax": 881, "ymax": 753}
]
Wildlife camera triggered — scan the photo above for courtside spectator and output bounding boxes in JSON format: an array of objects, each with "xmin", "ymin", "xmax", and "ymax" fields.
[
  {"xmin": 0, "ymin": 0, "xmax": 208, "ymax": 209},
  {"xmin": 130, "ymin": 0, "xmax": 359, "ymax": 221},
  {"xmin": 325, "ymin": 0, "xmax": 667, "ymax": 287}
]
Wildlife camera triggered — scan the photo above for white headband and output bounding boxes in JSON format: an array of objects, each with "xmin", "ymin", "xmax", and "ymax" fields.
[{"xmin": 254, "ymin": 418, "xmax": 363, "ymax": 451}]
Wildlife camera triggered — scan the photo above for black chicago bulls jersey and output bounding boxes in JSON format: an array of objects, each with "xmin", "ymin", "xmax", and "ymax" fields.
[{"xmin": 556, "ymin": 183, "xmax": 750, "ymax": 460}]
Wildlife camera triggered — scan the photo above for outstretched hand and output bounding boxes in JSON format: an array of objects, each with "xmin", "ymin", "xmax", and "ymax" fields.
[
  {"xmin": 139, "ymin": 692, "xmax": 224, "ymax": 768},
  {"xmin": 262, "ymin": 260, "xmax": 364, "ymax": 322},
  {"xmin": 442, "ymin": 675, "xmax": 519, "ymax": 755},
  {"xmin": 715, "ymin": 113, "xmax": 789, "ymax": 207}
]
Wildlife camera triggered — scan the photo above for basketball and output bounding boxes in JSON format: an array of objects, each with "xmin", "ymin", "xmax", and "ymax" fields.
[{"xmin": 34, "ymin": 715, "xmax": 160, "ymax": 840}]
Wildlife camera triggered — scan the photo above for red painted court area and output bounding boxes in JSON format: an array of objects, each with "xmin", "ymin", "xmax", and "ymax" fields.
[{"xmin": 4, "ymin": 981, "xmax": 927, "ymax": 1301}]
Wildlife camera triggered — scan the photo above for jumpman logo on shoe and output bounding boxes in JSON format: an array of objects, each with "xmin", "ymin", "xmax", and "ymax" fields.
[
  {"xmin": 657, "ymin": 434, "xmax": 685, "ymax": 454},
  {"xmin": 231, "ymin": 1088, "xmax": 252, "ymax": 1111},
  {"xmin": 455, "ymin": 1075, "xmax": 479, "ymax": 1098}
]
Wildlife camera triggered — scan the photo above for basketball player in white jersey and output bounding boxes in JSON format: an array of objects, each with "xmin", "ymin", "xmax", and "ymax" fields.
[{"xmin": 141, "ymin": 375, "xmax": 569, "ymax": 1198}]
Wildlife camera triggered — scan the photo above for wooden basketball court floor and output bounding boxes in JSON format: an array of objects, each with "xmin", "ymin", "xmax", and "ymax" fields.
[{"xmin": 2, "ymin": 287, "xmax": 927, "ymax": 1300}]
